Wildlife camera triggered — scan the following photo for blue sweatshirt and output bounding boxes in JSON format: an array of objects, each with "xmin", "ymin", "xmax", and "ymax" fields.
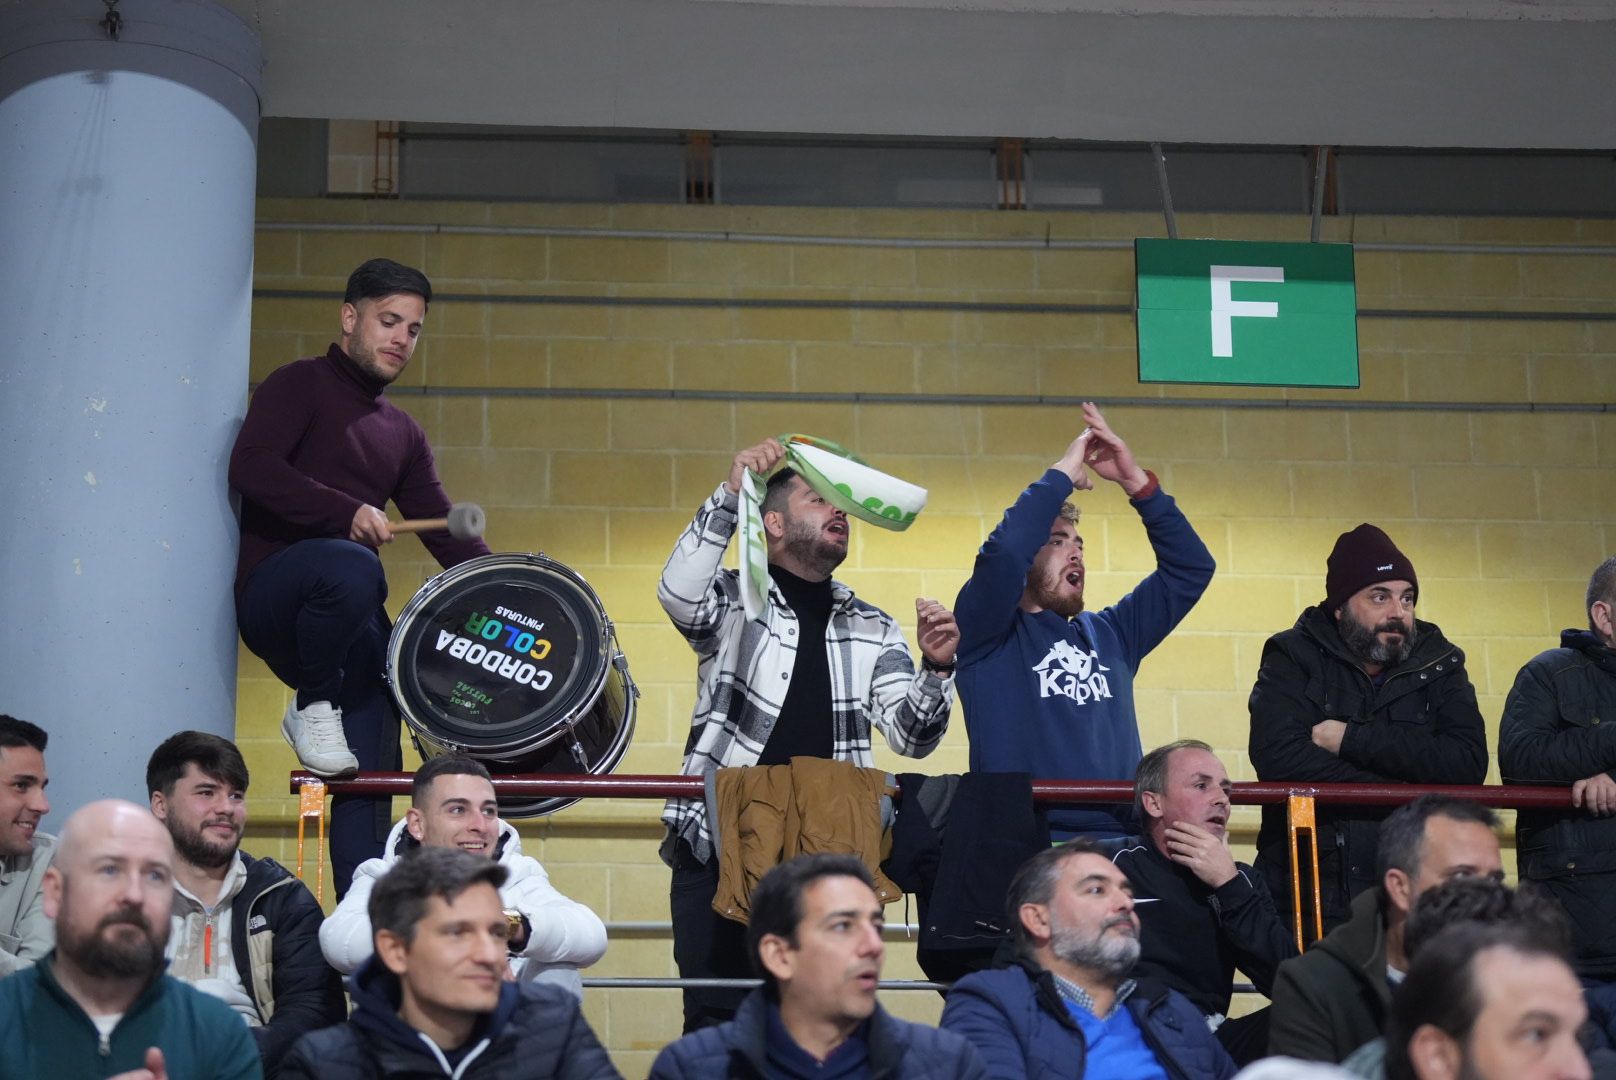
[{"xmin": 955, "ymin": 469, "xmax": 1215, "ymax": 838}]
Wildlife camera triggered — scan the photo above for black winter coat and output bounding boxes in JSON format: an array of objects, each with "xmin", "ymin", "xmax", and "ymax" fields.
[
  {"xmin": 279, "ymin": 957, "xmax": 620, "ymax": 1079},
  {"xmin": 233, "ymin": 853, "xmax": 346, "ymax": 1077},
  {"xmin": 1248, "ymin": 607, "xmax": 1487, "ymax": 931},
  {"xmin": 1500, "ymin": 629, "xmax": 1616, "ymax": 978}
]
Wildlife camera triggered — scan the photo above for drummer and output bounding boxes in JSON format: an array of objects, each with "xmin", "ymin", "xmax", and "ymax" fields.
[
  {"xmin": 658, "ymin": 437, "xmax": 961, "ymax": 1032},
  {"xmin": 228, "ymin": 258, "xmax": 490, "ymax": 898}
]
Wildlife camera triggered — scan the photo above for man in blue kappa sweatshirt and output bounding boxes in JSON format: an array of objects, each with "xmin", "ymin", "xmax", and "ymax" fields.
[{"xmin": 955, "ymin": 403, "xmax": 1215, "ymax": 841}]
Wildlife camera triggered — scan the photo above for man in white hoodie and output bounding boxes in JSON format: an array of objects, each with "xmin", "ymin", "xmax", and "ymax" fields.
[{"xmin": 319, "ymin": 754, "xmax": 607, "ymax": 997}]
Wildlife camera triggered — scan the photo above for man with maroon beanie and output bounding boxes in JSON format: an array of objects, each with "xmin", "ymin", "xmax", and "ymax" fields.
[
  {"xmin": 1247, "ymin": 523, "xmax": 1487, "ymax": 933},
  {"xmin": 229, "ymin": 258, "xmax": 489, "ymax": 896}
]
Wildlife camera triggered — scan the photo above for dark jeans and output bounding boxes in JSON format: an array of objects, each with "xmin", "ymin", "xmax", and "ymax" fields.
[
  {"xmin": 238, "ymin": 539, "xmax": 401, "ymax": 898},
  {"xmin": 669, "ymin": 839, "xmax": 752, "ymax": 1033}
]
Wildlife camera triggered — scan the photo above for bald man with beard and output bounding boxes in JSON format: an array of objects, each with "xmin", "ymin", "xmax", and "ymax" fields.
[{"xmin": 0, "ymin": 800, "xmax": 260, "ymax": 1080}]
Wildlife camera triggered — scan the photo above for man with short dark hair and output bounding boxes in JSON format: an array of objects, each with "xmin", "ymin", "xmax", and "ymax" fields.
[
  {"xmin": 659, "ymin": 438, "xmax": 959, "ymax": 1029},
  {"xmin": 941, "ymin": 840, "xmax": 1236, "ymax": 1079},
  {"xmin": 1249, "ymin": 524, "xmax": 1488, "ymax": 931},
  {"xmin": 955, "ymin": 403, "xmax": 1215, "ymax": 843},
  {"xmin": 146, "ymin": 731, "xmax": 343, "ymax": 1076},
  {"xmin": 1114, "ymin": 740, "xmax": 1295, "ymax": 1064},
  {"xmin": 1500, "ymin": 555, "xmax": 1616, "ymax": 990},
  {"xmin": 0, "ymin": 800, "xmax": 260, "ymax": 1078},
  {"xmin": 282, "ymin": 847, "xmax": 618, "ymax": 1079},
  {"xmin": 652, "ymin": 853, "xmax": 985, "ymax": 1078},
  {"xmin": 1338, "ymin": 875, "xmax": 1583, "ymax": 1078},
  {"xmin": 0, "ymin": 715, "xmax": 53, "ymax": 976},
  {"xmin": 230, "ymin": 257, "xmax": 491, "ymax": 896},
  {"xmin": 1385, "ymin": 921, "xmax": 1591, "ymax": 1080},
  {"xmin": 319, "ymin": 754, "xmax": 604, "ymax": 997},
  {"xmin": 1268, "ymin": 795, "xmax": 1504, "ymax": 1064}
]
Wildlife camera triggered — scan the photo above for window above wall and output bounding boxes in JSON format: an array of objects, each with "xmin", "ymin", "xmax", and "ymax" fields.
[{"xmin": 258, "ymin": 121, "xmax": 1616, "ymax": 218}]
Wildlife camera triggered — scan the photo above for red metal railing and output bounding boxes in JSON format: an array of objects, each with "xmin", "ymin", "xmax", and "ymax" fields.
[
  {"xmin": 289, "ymin": 772, "xmax": 1577, "ymax": 808},
  {"xmin": 289, "ymin": 771, "xmax": 1573, "ymax": 945}
]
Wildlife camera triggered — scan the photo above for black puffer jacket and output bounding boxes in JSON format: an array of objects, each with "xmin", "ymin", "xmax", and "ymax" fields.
[
  {"xmin": 278, "ymin": 956, "xmax": 620, "ymax": 1079},
  {"xmin": 1248, "ymin": 607, "xmax": 1488, "ymax": 930},
  {"xmin": 232, "ymin": 853, "xmax": 347, "ymax": 1076},
  {"xmin": 1500, "ymin": 629, "xmax": 1616, "ymax": 979}
]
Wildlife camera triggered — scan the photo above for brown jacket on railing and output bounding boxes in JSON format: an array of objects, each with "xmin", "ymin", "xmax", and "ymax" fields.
[{"xmin": 710, "ymin": 757, "xmax": 900, "ymax": 924}]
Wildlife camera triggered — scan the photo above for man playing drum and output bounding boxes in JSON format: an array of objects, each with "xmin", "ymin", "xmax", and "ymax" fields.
[
  {"xmin": 657, "ymin": 437, "xmax": 961, "ymax": 1032},
  {"xmin": 229, "ymin": 258, "xmax": 489, "ymax": 897}
]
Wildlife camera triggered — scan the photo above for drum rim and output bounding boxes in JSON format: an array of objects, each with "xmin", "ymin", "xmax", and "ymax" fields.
[{"xmin": 386, "ymin": 552, "xmax": 615, "ymax": 756}]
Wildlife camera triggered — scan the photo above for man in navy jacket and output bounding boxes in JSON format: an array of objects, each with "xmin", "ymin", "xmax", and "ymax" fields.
[
  {"xmin": 943, "ymin": 840, "xmax": 1228, "ymax": 1080},
  {"xmin": 941, "ymin": 840, "xmax": 1236, "ymax": 1080},
  {"xmin": 281, "ymin": 847, "xmax": 617, "ymax": 1080},
  {"xmin": 652, "ymin": 854, "xmax": 985, "ymax": 1078}
]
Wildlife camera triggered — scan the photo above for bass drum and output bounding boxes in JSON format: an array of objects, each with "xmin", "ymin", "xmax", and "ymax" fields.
[{"xmin": 386, "ymin": 553, "xmax": 636, "ymax": 818}]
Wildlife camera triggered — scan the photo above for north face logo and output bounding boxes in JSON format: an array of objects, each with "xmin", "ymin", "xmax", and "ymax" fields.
[{"xmin": 1034, "ymin": 641, "xmax": 1112, "ymax": 704}]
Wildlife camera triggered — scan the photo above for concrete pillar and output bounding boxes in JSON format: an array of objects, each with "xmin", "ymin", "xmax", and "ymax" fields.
[{"xmin": 0, "ymin": 1, "xmax": 261, "ymax": 818}]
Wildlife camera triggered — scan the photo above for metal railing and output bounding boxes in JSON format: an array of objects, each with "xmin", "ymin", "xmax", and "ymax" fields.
[{"xmin": 290, "ymin": 771, "xmax": 1573, "ymax": 960}]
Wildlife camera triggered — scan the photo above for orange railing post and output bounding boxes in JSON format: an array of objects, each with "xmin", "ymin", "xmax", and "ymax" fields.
[
  {"xmin": 294, "ymin": 779, "xmax": 327, "ymax": 904},
  {"xmin": 1286, "ymin": 793, "xmax": 1325, "ymax": 952}
]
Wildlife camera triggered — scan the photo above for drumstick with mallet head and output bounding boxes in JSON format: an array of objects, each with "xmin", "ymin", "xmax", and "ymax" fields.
[{"xmin": 390, "ymin": 502, "xmax": 486, "ymax": 541}]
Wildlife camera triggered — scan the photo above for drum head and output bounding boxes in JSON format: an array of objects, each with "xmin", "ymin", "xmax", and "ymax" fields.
[{"xmin": 388, "ymin": 554, "xmax": 609, "ymax": 757}]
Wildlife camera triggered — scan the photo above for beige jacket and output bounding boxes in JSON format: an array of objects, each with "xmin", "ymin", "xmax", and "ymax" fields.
[
  {"xmin": 711, "ymin": 757, "xmax": 899, "ymax": 924},
  {"xmin": 0, "ymin": 831, "xmax": 56, "ymax": 976}
]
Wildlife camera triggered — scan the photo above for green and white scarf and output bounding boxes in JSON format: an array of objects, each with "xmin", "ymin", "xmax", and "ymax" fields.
[{"xmin": 739, "ymin": 434, "xmax": 928, "ymax": 620}]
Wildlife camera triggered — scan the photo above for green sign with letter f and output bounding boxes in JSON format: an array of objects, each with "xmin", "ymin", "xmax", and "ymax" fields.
[{"xmin": 1135, "ymin": 238, "xmax": 1359, "ymax": 388}]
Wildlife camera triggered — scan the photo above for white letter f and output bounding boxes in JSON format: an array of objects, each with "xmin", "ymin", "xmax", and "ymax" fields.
[{"xmin": 1210, "ymin": 265, "xmax": 1283, "ymax": 358}]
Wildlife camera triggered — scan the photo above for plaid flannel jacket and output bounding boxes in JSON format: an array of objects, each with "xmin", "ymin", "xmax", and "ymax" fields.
[{"xmin": 658, "ymin": 482, "xmax": 954, "ymax": 863}]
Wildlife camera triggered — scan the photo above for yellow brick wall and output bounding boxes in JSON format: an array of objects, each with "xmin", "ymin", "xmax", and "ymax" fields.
[{"xmin": 242, "ymin": 199, "xmax": 1616, "ymax": 1073}]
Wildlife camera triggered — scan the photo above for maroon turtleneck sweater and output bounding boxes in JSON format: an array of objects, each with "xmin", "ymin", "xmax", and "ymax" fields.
[{"xmin": 229, "ymin": 344, "xmax": 490, "ymax": 597}]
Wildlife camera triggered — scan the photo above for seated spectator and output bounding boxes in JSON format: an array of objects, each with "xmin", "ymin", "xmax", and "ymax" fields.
[
  {"xmin": 0, "ymin": 800, "xmax": 260, "ymax": 1077},
  {"xmin": 1340, "ymin": 876, "xmax": 1592, "ymax": 1079},
  {"xmin": 281, "ymin": 846, "xmax": 618, "ymax": 1079},
  {"xmin": 319, "ymin": 754, "xmax": 605, "ymax": 997},
  {"xmin": 651, "ymin": 852, "xmax": 986, "ymax": 1079},
  {"xmin": 1268, "ymin": 795, "xmax": 1503, "ymax": 1064},
  {"xmin": 941, "ymin": 839, "xmax": 1237, "ymax": 1079},
  {"xmin": 0, "ymin": 715, "xmax": 53, "ymax": 976},
  {"xmin": 1116, "ymin": 739, "xmax": 1295, "ymax": 1065},
  {"xmin": 1386, "ymin": 921, "xmax": 1591, "ymax": 1080},
  {"xmin": 147, "ymin": 731, "xmax": 345, "ymax": 1076}
]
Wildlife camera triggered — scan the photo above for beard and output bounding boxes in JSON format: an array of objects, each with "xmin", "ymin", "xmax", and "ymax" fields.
[
  {"xmin": 1337, "ymin": 607, "xmax": 1417, "ymax": 667},
  {"xmin": 779, "ymin": 515, "xmax": 848, "ymax": 579},
  {"xmin": 167, "ymin": 817, "xmax": 240, "ymax": 871},
  {"xmin": 1029, "ymin": 567, "xmax": 1085, "ymax": 619},
  {"xmin": 1050, "ymin": 914, "xmax": 1140, "ymax": 979},
  {"xmin": 58, "ymin": 896, "xmax": 166, "ymax": 980}
]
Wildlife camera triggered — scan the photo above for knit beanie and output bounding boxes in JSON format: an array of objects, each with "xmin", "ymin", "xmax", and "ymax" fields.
[{"xmin": 1323, "ymin": 523, "xmax": 1418, "ymax": 613}]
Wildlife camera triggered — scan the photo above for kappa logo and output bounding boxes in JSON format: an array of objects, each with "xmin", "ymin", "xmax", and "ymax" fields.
[{"xmin": 1033, "ymin": 641, "xmax": 1113, "ymax": 704}]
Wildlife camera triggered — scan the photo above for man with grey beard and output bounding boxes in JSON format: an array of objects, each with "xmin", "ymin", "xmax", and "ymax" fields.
[
  {"xmin": 1248, "ymin": 524, "xmax": 1487, "ymax": 935},
  {"xmin": 941, "ymin": 840, "xmax": 1236, "ymax": 1079},
  {"xmin": 0, "ymin": 800, "xmax": 260, "ymax": 1080}
]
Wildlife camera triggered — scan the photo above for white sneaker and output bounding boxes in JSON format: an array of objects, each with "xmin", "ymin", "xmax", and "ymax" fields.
[{"xmin": 282, "ymin": 699, "xmax": 359, "ymax": 778}]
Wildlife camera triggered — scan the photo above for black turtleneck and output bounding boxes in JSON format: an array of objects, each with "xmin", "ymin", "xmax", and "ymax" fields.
[{"xmin": 758, "ymin": 564, "xmax": 835, "ymax": 764}]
